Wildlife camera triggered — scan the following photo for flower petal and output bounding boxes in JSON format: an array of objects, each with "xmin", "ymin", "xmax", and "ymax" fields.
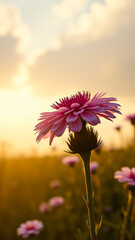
[
  {"xmin": 69, "ymin": 116, "xmax": 82, "ymax": 132},
  {"xmin": 131, "ymin": 168, "xmax": 135, "ymax": 175},
  {"xmin": 66, "ymin": 113, "xmax": 78, "ymax": 123},
  {"xmin": 121, "ymin": 167, "xmax": 131, "ymax": 175},
  {"xmin": 129, "ymin": 181, "xmax": 135, "ymax": 186},
  {"xmin": 58, "ymin": 107, "xmax": 69, "ymax": 112},
  {"xmin": 49, "ymin": 132, "xmax": 55, "ymax": 145},
  {"xmin": 80, "ymin": 110, "xmax": 100, "ymax": 125},
  {"xmin": 54, "ymin": 121, "xmax": 67, "ymax": 137},
  {"xmin": 71, "ymin": 103, "xmax": 80, "ymax": 109},
  {"xmin": 73, "ymin": 109, "xmax": 84, "ymax": 115}
]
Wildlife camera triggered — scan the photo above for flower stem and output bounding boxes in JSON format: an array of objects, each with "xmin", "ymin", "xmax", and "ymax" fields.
[
  {"xmin": 133, "ymin": 125, "xmax": 135, "ymax": 144},
  {"xmin": 120, "ymin": 191, "xmax": 133, "ymax": 240},
  {"xmin": 129, "ymin": 192, "xmax": 135, "ymax": 239},
  {"xmin": 80, "ymin": 152, "xmax": 96, "ymax": 240}
]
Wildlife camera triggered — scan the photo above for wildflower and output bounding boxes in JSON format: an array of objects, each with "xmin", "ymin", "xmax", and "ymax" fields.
[
  {"xmin": 39, "ymin": 202, "xmax": 51, "ymax": 214},
  {"xmin": 114, "ymin": 167, "xmax": 135, "ymax": 186},
  {"xmin": 49, "ymin": 196, "xmax": 64, "ymax": 207},
  {"xmin": 17, "ymin": 220, "xmax": 44, "ymax": 238},
  {"xmin": 125, "ymin": 114, "xmax": 135, "ymax": 125},
  {"xmin": 104, "ymin": 205, "xmax": 113, "ymax": 213},
  {"xmin": 90, "ymin": 161, "xmax": 99, "ymax": 174},
  {"xmin": 50, "ymin": 180, "xmax": 61, "ymax": 188},
  {"xmin": 62, "ymin": 155, "xmax": 79, "ymax": 166},
  {"xmin": 35, "ymin": 91, "xmax": 121, "ymax": 145},
  {"xmin": 114, "ymin": 125, "xmax": 121, "ymax": 131},
  {"xmin": 108, "ymin": 146, "xmax": 115, "ymax": 152}
]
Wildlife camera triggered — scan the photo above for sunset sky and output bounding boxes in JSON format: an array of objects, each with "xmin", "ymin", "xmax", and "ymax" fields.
[{"xmin": 0, "ymin": 0, "xmax": 135, "ymax": 157}]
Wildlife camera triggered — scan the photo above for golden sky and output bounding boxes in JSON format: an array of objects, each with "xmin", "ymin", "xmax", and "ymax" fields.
[{"xmin": 0, "ymin": 0, "xmax": 135, "ymax": 156}]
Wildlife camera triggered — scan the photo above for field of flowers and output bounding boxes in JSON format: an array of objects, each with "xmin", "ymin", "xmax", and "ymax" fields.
[{"xmin": 0, "ymin": 145, "xmax": 134, "ymax": 240}]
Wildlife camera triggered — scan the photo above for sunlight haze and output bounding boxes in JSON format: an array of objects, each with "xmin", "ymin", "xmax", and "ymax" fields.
[{"xmin": 0, "ymin": 0, "xmax": 135, "ymax": 157}]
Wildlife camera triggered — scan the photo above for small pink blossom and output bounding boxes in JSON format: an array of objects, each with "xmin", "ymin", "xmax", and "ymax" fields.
[
  {"xmin": 114, "ymin": 125, "xmax": 121, "ymax": 131},
  {"xmin": 90, "ymin": 161, "xmax": 99, "ymax": 173},
  {"xmin": 104, "ymin": 205, "xmax": 113, "ymax": 213},
  {"xmin": 62, "ymin": 156, "xmax": 79, "ymax": 167},
  {"xmin": 125, "ymin": 114, "xmax": 135, "ymax": 125},
  {"xmin": 35, "ymin": 91, "xmax": 121, "ymax": 145},
  {"xmin": 114, "ymin": 167, "xmax": 135, "ymax": 186},
  {"xmin": 50, "ymin": 180, "xmax": 61, "ymax": 188},
  {"xmin": 49, "ymin": 196, "xmax": 64, "ymax": 207},
  {"xmin": 17, "ymin": 220, "xmax": 44, "ymax": 238},
  {"xmin": 39, "ymin": 203, "xmax": 51, "ymax": 214},
  {"xmin": 108, "ymin": 146, "xmax": 115, "ymax": 152}
]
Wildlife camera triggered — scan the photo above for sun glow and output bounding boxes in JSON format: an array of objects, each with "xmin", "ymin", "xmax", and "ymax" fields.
[{"xmin": 0, "ymin": 88, "xmax": 54, "ymax": 156}]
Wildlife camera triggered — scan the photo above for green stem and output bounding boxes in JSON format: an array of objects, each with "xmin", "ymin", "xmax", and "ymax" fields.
[
  {"xmin": 129, "ymin": 192, "xmax": 135, "ymax": 239},
  {"xmin": 120, "ymin": 191, "xmax": 133, "ymax": 240},
  {"xmin": 80, "ymin": 152, "xmax": 96, "ymax": 240}
]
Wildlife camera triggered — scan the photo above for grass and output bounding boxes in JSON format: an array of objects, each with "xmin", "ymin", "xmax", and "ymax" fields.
[{"xmin": 0, "ymin": 146, "xmax": 134, "ymax": 240}]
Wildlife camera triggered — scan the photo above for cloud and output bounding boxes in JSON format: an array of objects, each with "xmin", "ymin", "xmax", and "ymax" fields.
[
  {"xmin": 0, "ymin": 3, "xmax": 31, "ymax": 89},
  {"xmin": 52, "ymin": 0, "xmax": 89, "ymax": 19},
  {"xmin": 69, "ymin": 0, "xmax": 134, "ymax": 40},
  {"xmin": 0, "ymin": 34, "xmax": 23, "ymax": 88},
  {"xmin": 0, "ymin": 2, "xmax": 32, "ymax": 53},
  {"xmin": 29, "ymin": 0, "xmax": 135, "ymax": 100}
]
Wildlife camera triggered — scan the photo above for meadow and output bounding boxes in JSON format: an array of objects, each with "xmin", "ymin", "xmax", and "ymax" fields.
[{"xmin": 0, "ymin": 145, "xmax": 134, "ymax": 240}]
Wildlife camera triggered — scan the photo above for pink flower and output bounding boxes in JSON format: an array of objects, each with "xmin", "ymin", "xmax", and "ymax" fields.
[
  {"xmin": 39, "ymin": 202, "xmax": 51, "ymax": 213},
  {"xmin": 50, "ymin": 180, "xmax": 61, "ymax": 188},
  {"xmin": 17, "ymin": 220, "xmax": 44, "ymax": 238},
  {"xmin": 104, "ymin": 205, "xmax": 113, "ymax": 213},
  {"xmin": 125, "ymin": 114, "xmax": 135, "ymax": 125},
  {"xmin": 90, "ymin": 161, "xmax": 99, "ymax": 173},
  {"xmin": 35, "ymin": 91, "xmax": 121, "ymax": 145},
  {"xmin": 108, "ymin": 146, "xmax": 115, "ymax": 152},
  {"xmin": 49, "ymin": 196, "xmax": 64, "ymax": 207},
  {"xmin": 114, "ymin": 125, "xmax": 121, "ymax": 131},
  {"xmin": 62, "ymin": 156, "xmax": 80, "ymax": 166},
  {"xmin": 114, "ymin": 167, "xmax": 135, "ymax": 186}
]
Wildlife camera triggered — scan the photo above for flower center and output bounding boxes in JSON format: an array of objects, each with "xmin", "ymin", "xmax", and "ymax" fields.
[
  {"xmin": 52, "ymin": 91, "xmax": 90, "ymax": 109},
  {"xmin": 130, "ymin": 172, "xmax": 135, "ymax": 180},
  {"xmin": 26, "ymin": 225, "xmax": 34, "ymax": 230}
]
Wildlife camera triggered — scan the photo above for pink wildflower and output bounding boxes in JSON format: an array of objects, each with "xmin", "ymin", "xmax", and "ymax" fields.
[
  {"xmin": 50, "ymin": 180, "xmax": 61, "ymax": 188},
  {"xmin": 62, "ymin": 155, "xmax": 80, "ymax": 167},
  {"xmin": 108, "ymin": 146, "xmax": 115, "ymax": 152},
  {"xmin": 39, "ymin": 203, "xmax": 51, "ymax": 214},
  {"xmin": 104, "ymin": 205, "xmax": 113, "ymax": 213},
  {"xmin": 35, "ymin": 91, "xmax": 121, "ymax": 145},
  {"xmin": 125, "ymin": 114, "xmax": 135, "ymax": 125},
  {"xmin": 114, "ymin": 167, "xmax": 135, "ymax": 186},
  {"xmin": 90, "ymin": 161, "xmax": 99, "ymax": 174},
  {"xmin": 114, "ymin": 125, "xmax": 121, "ymax": 131},
  {"xmin": 17, "ymin": 220, "xmax": 44, "ymax": 238},
  {"xmin": 49, "ymin": 196, "xmax": 64, "ymax": 207}
]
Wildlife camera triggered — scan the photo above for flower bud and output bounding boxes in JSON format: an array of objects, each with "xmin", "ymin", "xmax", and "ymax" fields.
[{"xmin": 66, "ymin": 123, "xmax": 101, "ymax": 155}]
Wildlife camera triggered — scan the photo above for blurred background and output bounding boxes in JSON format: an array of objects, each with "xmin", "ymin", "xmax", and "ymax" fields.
[
  {"xmin": 0, "ymin": 0, "xmax": 135, "ymax": 239},
  {"xmin": 0, "ymin": 0, "xmax": 135, "ymax": 157}
]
